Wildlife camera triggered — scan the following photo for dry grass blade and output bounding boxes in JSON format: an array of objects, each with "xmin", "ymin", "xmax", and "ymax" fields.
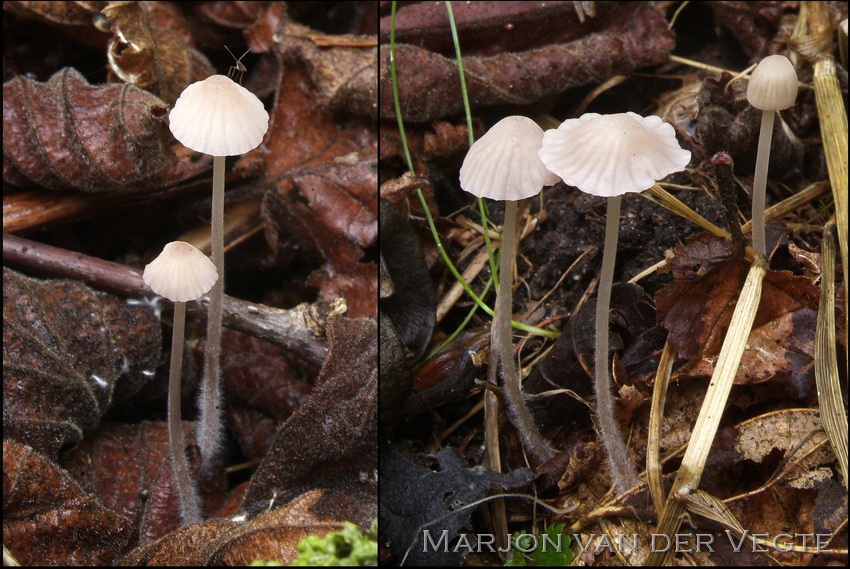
[
  {"xmin": 815, "ymin": 220, "xmax": 847, "ymax": 487},
  {"xmin": 813, "ymin": 58, "xmax": 848, "ymax": 335},
  {"xmin": 675, "ymin": 489, "xmax": 780, "ymax": 563},
  {"xmin": 794, "ymin": 1, "xmax": 849, "ymax": 357},
  {"xmin": 646, "ymin": 338, "xmax": 676, "ymax": 516},
  {"xmin": 645, "ymin": 258, "xmax": 766, "ymax": 566},
  {"xmin": 643, "ymin": 184, "xmax": 729, "ymax": 239},
  {"xmin": 739, "ymin": 180, "xmax": 831, "ymax": 234}
]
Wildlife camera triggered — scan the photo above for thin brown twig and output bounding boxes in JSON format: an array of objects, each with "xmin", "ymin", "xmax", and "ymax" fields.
[{"xmin": 2, "ymin": 234, "xmax": 335, "ymax": 367}]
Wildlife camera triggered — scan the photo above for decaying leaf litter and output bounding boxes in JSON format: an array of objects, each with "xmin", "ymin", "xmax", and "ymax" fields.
[
  {"xmin": 3, "ymin": 2, "xmax": 377, "ymax": 566},
  {"xmin": 379, "ymin": 2, "xmax": 846, "ymax": 566}
]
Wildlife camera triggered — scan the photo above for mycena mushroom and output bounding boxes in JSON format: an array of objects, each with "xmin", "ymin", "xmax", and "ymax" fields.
[
  {"xmin": 459, "ymin": 115, "xmax": 560, "ymax": 464},
  {"xmin": 746, "ymin": 54, "xmax": 798, "ymax": 256},
  {"xmin": 169, "ymin": 71, "xmax": 269, "ymax": 471},
  {"xmin": 143, "ymin": 241, "xmax": 218, "ymax": 524},
  {"xmin": 538, "ymin": 112, "xmax": 690, "ymax": 494}
]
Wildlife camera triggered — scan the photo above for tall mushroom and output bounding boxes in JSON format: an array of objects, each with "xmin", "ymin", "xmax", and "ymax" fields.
[
  {"xmin": 746, "ymin": 54, "xmax": 798, "ymax": 255},
  {"xmin": 538, "ymin": 112, "xmax": 690, "ymax": 493},
  {"xmin": 459, "ymin": 116, "xmax": 560, "ymax": 464},
  {"xmin": 169, "ymin": 73, "xmax": 269, "ymax": 470},
  {"xmin": 143, "ymin": 241, "xmax": 218, "ymax": 523}
]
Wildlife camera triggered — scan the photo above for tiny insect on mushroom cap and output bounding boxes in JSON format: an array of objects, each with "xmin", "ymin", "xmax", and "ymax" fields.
[
  {"xmin": 143, "ymin": 241, "xmax": 219, "ymax": 303},
  {"xmin": 168, "ymin": 75, "xmax": 269, "ymax": 157},
  {"xmin": 460, "ymin": 116, "xmax": 560, "ymax": 201},
  {"xmin": 538, "ymin": 112, "xmax": 692, "ymax": 197},
  {"xmin": 747, "ymin": 54, "xmax": 798, "ymax": 112}
]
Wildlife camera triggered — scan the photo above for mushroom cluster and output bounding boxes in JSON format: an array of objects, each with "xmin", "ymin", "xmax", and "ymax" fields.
[{"xmin": 168, "ymin": 69, "xmax": 269, "ymax": 472}]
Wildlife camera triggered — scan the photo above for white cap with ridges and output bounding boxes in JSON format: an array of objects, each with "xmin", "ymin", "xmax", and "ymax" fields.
[
  {"xmin": 460, "ymin": 116, "xmax": 560, "ymax": 201},
  {"xmin": 169, "ymin": 75, "xmax": 269, "ymax": 157},
  {"xmin": 746, "ymin": 55, "xmax": 798, "ymax": 112},
  {"xmin": 143, "ymin": 241, "xmax": 218, "ymax": 302},
  {"xmin": 538, "ymin": 112, "xmax": 691, "ymax": 197}
]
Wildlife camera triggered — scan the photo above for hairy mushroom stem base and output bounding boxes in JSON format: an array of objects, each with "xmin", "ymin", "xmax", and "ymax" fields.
[
  {"xmin": 168, "ymin": 301, "xmax": 201, "ymax": 523},
  {"xmin": 751, "ymin": 109, "xmax": 776, "ymax": 256},
  {"xmin": 494, "ymin": 200, "xmax": 554, "ymax": 464},
  {"xmin": 199, "ymin": 155, "xmax": 226, "ymax": 471},
  {"xmin": 595, "ymin": 195, "xmax": 637, "ymax": 495}
]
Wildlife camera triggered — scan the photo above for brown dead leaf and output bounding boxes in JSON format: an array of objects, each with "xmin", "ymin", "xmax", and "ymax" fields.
[
  {"xmin": 119, "ymin": 489, "xmax": 347, "ymax": 566},
  {"xmin": 3, "ymin": 439, "xmax": 132, "ymax": 566},
  {"xmin": 261, "ymin": 27, "xmax": 378, "ymax": 318},
  {"xmin": 274, "ymin": 19, "xmax": 377, "ymax": 117},
  {"xmin": 656, "ymin": 234, "xmax": 819, "ymax": 397},
  {"xmin": 240, "ymin": 317, "xmax": 377, "ymax": 526},
  {"xmin": 3, "ymin": 1, "xmax": 94, "ymax": 27},
  {"xmin": 2, "ymin": 268, "xmax": 161, "ymax": 461},
  {"xmin": 219, "ymin": 330, "xmax": 312, "ymax": 461},
  {"xmin": 103, "ymin": 2, "xmax": 215, "ymax": 104},
  {"xmin": 379, "ymin": 3, "xmax": 675, "ymax": 122},
  {"xmin": 380, "ymin": 1, "xmax": 592, "ymax": 55},
  {"xmin": 2, "ymin": 67, "xmax": 177, "ymax": 192},
  {"xmin": 704, "ymin": 410, "xmax": 845, "ymax": 561},
  {"xmin": 62, "ymin": 421, "xmax": 223, "ymax": 546}
]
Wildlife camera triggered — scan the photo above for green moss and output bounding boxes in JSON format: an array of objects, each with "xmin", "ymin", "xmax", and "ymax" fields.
[{"xmin": 287, "ymin": 520, "xmax": 377, "ymax": 566}]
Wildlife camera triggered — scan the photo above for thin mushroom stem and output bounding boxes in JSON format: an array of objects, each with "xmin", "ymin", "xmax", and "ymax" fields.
[
  {"xmin": 751, "ymin": 109, "xmax": 776, "ymax": 256},
  {"xmin": 595, "ymin": 195, "xmax": 637, "ymax": 495},
  {"xmin": 168, "ymin": 301, "xmax": 201, "ymax": 523},
  {"xmin": 200, "ymin": 155, "xmax": 226, "ymax": 470},
  {"xmin": 494, "ymin": 200, "xmax": 553, "ymax": 464}
]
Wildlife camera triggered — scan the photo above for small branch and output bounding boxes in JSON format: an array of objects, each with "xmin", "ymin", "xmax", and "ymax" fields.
[{"xmin": 2, "ymin": 234, "xmax": 333, "ymax": 367}]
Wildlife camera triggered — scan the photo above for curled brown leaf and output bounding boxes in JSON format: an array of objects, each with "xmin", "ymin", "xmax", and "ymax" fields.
[
  {"xmin": 102, "ymin": 2, "xmax": 215, "ymax": 104},
  {"xmin": 3, "ymin": 67, "xmax": 176, "ymax": 192},
  {"xmin": 379, "ymin": 2, "xmax": 675, "ymax": 122}
]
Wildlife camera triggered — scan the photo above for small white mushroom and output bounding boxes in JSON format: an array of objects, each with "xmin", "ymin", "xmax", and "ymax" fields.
[
  {"xmin": 143, "ymin": 241, "xmax": 218, "ymax": 303},
  {"xmin": 168, "ymin": 72, "xmax": 269, "ymax": 471},
  {"xmin": 746, "ymin": 54, "xmax": 798, "ymax": 255},
  {"xmin": 143, "ymin": 241, "xmax": 218, "ymax": 524},
  {"xmin": 539, "ymin": 112, "xmax": 690, "ymax": 494},
  {"xmin": 460, "ymin": 116, "xmax": 559, "ymax": 464},
  {"xmin": 168, "ymin": 74, "xmax": 269, "ymax": 157}
]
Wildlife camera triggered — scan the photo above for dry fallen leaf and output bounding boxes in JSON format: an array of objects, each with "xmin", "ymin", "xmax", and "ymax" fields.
[
  {"xmin": 3, "ymin": 268, "xmax": 161, "ymax": 461},
  {"xmin": 119, "ymin": 489, "xmax": 347, "ymax": 566},
  {"xmin": 102, "ymin": 2, "xmax": 215, "ymax": 104},
  {"xmin": 379, "ymin": 3, "xmax": 675, "ymax": 122},
  {"xmin": 3, "ymin": 439, "xmax": 133, "ymax": 566},
  {"xmin": 656, "ymin": 233, "xmax": 819, "ymax": 397},
  {"xmin": 240, "ymin": 317, "xmax": 377, "ymax": 526},
  {"xmin": 2, "ymin": 68, "xmax": 176, "ymax": 192},
  {"xmin": 259, "ymin": 21, "xmax": 378, "ymax": 318}
]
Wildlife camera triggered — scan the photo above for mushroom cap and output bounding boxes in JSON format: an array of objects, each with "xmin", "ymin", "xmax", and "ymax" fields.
[
  {"xmin": 746, "ymin": 54, "xmax": 798, "ymax": 111},
  {"xmin": 538, "ymin": 112, "xmax": 691, "ymax": 197},
  {"xmin": 169, "ymin": 75, "xmax": 269, "ymax": 156},
  {"xmin": 143, "ymin": 241, "xmax": 218, "ymax": 302},
  {"xmin": 459, "ymin": 116, "xmax": 560, "ymax": 201}
]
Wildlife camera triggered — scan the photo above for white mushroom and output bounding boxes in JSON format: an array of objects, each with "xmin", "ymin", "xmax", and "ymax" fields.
[
  {"xmin": 168, "ymin": 72, "xmax": 269, "ymax": 471},
  {"xmin": 459, "ymin": 116, "xmax": 559, "ymax": 464},
  {"xmin": 746, "ymin": 54, "xmax": 798, "ymax": 255},
  {"xmin": 143, "ymin": 241, "xmax": 218, "ymax": 524},
  {"xmin": 539, "ymin": 112, "xmax": 690, "ymax": 494}
]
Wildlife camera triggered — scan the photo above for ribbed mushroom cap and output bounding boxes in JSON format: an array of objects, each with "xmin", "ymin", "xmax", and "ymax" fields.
[
  {"xmin": 747, "ymin": 55, "xmax": 798, "ymax": 111},
  {"xmin": 538, "ymin": 112, "xmax": 691, "ymax": 197},
  {"xmin": 143, "ymin": 241, "xmax": 218, "ymax": 302},
  {"xmin": 459, "ymin": 116, "xmax": 560, "ymax": 201},
  {"xmin": 169, "ymin": 75, "xmax": 269, "ymax": 156}
]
